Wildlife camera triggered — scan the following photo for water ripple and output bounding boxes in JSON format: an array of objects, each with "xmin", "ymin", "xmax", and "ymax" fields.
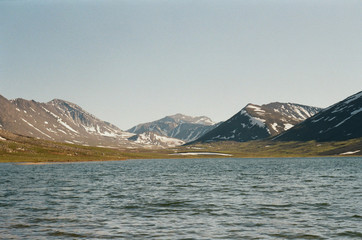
[{"xmin": 1, "ymin": 157, "xmax": 361, "ymax": 239}]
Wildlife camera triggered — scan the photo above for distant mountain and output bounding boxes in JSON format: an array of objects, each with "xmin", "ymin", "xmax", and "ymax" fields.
[
  {"xmin": 193, "ymin": 102, "xmax": 321, "ymax": 143},
  {"xmin": 128, "ymin": 132, "xmax": 185, "ymax": 148},
  {"xmin": 274, "ymin": 91, "xmax": 362, "ymax": 142},
  {"xmin": 0, "ymin": 95, "xmax": 141, "ymax": 147},
  {"xmin": 127, "ymin": 113, "xmax": 219, "ymax": 142}
]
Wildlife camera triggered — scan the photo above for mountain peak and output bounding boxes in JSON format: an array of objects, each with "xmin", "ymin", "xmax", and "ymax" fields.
[
  {"xmin": 49, "ymin": 98, "xmax": 81, "ymax": 109},
  {"xmin": 0, "ymin": 96, "xmax": 139, "ymax": 148},
  {"xmin": 127, "ymin": 113, "xmax": 217, "ymax": 142},
  {"xmin": 167, "ymin": 113, "xmax": 215, "ymax": 125},
  {"xmin": 49, "ymin": 98, "xmax": 68, "ymax": 104},
  {"xmin": 193, "ymin": 102, "xmax": 322, "ymax": 143},
  {"xmin": 169, "ymin": 113, "xmax": 187, "ymax": 118}
]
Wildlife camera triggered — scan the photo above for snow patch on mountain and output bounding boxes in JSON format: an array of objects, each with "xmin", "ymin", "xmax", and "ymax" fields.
[
  {"xmin": 284, "ymin": 123, "xmax": 294, "ymax": 130},
  {"xmin": 240, "ymin": 110, "xmax": 266, "ymax": 128},
  {"xmin": 340, "ymin": 150, "xmax": 360, "ymax": 155},
  {"xmin": 246, "ymin": 104, "xmax": 265, "ymax": 113},
  {"xmin": 271, "ymin": 123, "xmax": 278, "ymax": 132},
  {"xmin": 128, "ymin": 114, "xmax": 218, "ymax": 142},
  {"xmin": 128, "ymin": 132, "xmax": 185, "ymax": 148},
  {"xmin": 351, "ymin": 108, "xmax": 362, "ymax": 115},
  {"xmin": 21, "ymin": 118, "xmax": 52, "ymax": 139}
]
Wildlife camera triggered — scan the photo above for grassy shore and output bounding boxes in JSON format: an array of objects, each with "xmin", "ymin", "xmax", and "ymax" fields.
[
  {"xmin": 0, "ymin": 129, "xmax": 361, "ymax": 163},
  {"xmin": 179, "ymin": 138, "xmax": 362, "ymax": 158},
  {"xmin": 0, "ymin": 130, "xmax": 172, "ymax": 163}
]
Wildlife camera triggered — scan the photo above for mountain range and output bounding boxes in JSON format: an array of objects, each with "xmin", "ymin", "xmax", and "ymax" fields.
[
  {"xmin": 0, "ymin": 95, "xmax": 138, "ymax": 148},
  {"xmin": 193, "ymin": 102, "xmax": 321, "ymax": 143},
  {"xmin": 127, "ymin": 113, "xmax": 219, "ymax": 142},
  {"xmin": 1, "ymin": 91, "xmax": 361, "ymax": 150},
  {"xmin": 0, "ymin": 95, "xmax": 209, "ymax": 148}
]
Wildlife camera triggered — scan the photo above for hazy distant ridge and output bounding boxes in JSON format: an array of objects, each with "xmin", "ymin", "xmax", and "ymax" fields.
[{"xmin": 128, "ymin": 114, "xmax": 219, "ymax": 142}]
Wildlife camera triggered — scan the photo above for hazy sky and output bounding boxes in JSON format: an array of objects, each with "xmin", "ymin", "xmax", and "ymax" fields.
[{"xmin": 1, "ymin": 0, "xmax": 361, "ymax": 129}]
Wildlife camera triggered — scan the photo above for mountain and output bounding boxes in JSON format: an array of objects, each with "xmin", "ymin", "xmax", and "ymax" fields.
[
  {"xmin": 0, "ymin": 95, "xmax": 141, "ymax": 148},
  {"xmin": 274, "ymin": 91, "xmax": 362, "ymax": 142},
  {"xmin": 128, "ymin": 132, "xmax": 185, "ymax": 148},
  {"xmin": 127, "ymin": 113, "xmax": 219, "ymax": 142},
  {"xmin": 193, "ymin": 102, "xmax": 321, "ymax": 143}
]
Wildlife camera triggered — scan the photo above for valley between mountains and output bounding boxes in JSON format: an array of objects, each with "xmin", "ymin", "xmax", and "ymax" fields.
[{"xmin": 0, "ymin": 91, "xmax": 361, "ymax": 162}]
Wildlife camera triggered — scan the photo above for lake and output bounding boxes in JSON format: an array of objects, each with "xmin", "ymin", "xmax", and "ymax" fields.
[{"xmin": 1, "ymin": 157, "xmax": 361, "ymax": 239}]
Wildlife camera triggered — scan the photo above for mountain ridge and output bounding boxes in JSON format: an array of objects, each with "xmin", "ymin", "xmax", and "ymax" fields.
[
  {"xmin": 0, "ymin": 95, "xmax": 140, "ymax": 148},
  {"xmin": 0, "ymin": 95, "xmax": 192, "ymax": 148},
  {"xmin": 192, "ymin": 102, "xmax": 322, "ymax": 143},
  {"xmin": 273, "ymin": 91, "xmax": 362, "ymax": 142},
  {"xmin": 2, "ymin": 91, "xmax": 361, "ymax": 149},
  {"xmin": 128, "ymin": 113, "xmax": 219, "ymax": 142}
]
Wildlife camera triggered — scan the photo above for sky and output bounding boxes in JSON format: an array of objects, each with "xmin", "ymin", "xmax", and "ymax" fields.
[{"xmin": 1, "ymin": 0, "xmax": 361, "ymax": 130}]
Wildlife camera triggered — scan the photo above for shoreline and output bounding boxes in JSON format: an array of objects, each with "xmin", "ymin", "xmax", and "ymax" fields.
[
  {"xmin": 14, "ymin": 159, "xmax": 129, "ymax": 165},
  {"xmin": 10, "ymin": 155, "xmax": 362, "ymax": 165}
]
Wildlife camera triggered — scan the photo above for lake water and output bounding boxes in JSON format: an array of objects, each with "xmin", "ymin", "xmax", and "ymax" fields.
[{"xmin": 1, "ymin": 157, "xmax": 361, "ymax": 239}]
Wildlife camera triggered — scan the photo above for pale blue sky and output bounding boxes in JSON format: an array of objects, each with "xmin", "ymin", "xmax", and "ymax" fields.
[{"xmin": 1, "ymin": 0, "xmax": 361, "ymax": 129}]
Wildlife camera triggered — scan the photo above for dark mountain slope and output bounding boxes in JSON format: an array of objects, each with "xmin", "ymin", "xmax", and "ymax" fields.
[
  {"xmin": 193, "ymin": 102, "xmax": 321, "ymax": 143},
  {"xmin": 274, "ymin": 91, "xmax": 362, "ymax": 142}
]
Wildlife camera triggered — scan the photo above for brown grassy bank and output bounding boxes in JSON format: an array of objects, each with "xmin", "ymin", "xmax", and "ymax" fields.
[{"xmin": 1, "ymin": 129, "xmax": 361, "ymax": 163}]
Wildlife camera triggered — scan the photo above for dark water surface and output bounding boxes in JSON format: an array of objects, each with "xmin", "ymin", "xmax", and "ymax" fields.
[{"xmin": 1, "ymin": 157, "xmax": 361, "ymax": 239}]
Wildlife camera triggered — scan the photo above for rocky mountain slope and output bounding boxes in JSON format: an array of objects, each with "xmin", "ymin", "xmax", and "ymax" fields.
[
  {"xmin": 0, "ymin": 95, "xmax": 141, "ymax": 148},
  {"xmin": 128, "ymin": 131, "xmax": 185, "ymax": 148},
  {"xmin": 128, "ymin": 114, "xmax": 218, "ymax": 142},
  {"xmin": 193, "ymin": 102, "xmax": 321, "ymax": 143},
  {"xmin": 274, "ymin": 91, "xmax": 362, "ymax": 142}
]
